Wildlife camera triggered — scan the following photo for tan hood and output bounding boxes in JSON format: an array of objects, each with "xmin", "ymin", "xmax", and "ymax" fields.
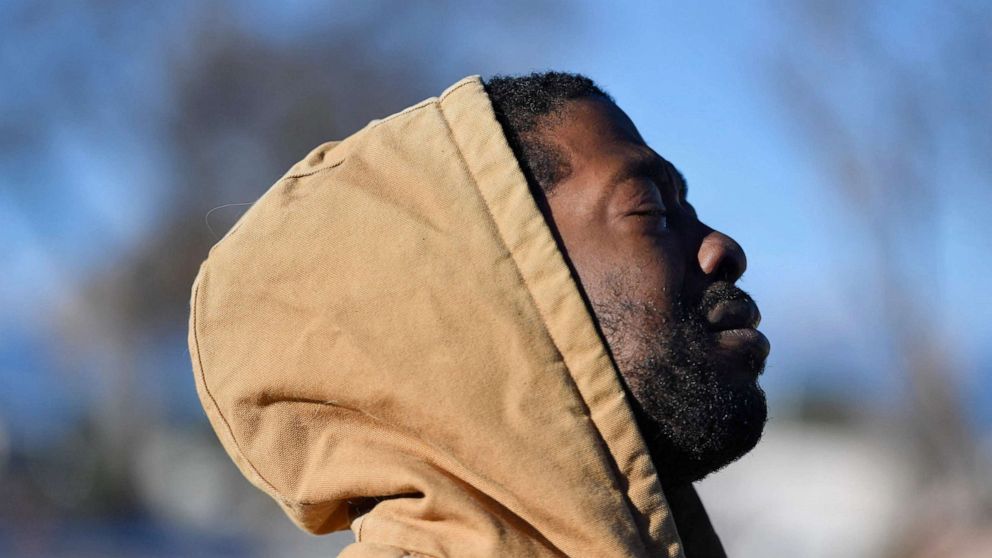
[{"xmin": 189, "ymin": 76, "xmax": 686, "ymax": 557}]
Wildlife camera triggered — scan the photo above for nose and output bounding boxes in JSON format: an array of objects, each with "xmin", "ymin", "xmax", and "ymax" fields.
[{"xmin": 698, "ymin": 230, "xmax": 747, "ymax": 283}]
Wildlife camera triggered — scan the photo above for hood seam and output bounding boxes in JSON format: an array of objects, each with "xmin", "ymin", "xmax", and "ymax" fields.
[{"xmin": 190, "ymin": 269, "xmax": 290, "ymax": 506}]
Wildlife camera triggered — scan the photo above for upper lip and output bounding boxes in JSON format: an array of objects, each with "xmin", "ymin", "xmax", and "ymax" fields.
[{"xmin": 706, "ymin": 299, "xmax": 761, "ymax": 331}]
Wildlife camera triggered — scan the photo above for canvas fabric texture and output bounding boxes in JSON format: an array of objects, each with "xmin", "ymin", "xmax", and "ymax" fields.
[{"xmin": 188, "ymin": 75, "xmax": 686, "ymax": 557}]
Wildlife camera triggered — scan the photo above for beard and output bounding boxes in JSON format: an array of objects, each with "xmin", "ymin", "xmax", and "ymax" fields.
[{"xmin": 592, "ymin": 278, "xmax": 768, "ymax": 486}]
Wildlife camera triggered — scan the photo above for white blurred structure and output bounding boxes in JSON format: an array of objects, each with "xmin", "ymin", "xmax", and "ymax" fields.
[
  {"xmin": 698, "ymin": 418, "xmax": 913, "ymax": 558},
  {"xmin": 134, "ymin": 426, "xmax": 352, "ymax": 556}
]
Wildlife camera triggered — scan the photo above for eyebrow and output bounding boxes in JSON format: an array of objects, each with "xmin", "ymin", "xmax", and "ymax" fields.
[{"xmin": 609, "ymin": 152, "xmax": 689, "ymax": 200}]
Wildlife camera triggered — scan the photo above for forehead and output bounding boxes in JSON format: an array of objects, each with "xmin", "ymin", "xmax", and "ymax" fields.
[
  {"xmin": 551, "ymin": 97, "xmax": 647, "ymax": 159},
  {"xmin": 547, "ymin": 98, "xmax": 683, "ymax": 197}
]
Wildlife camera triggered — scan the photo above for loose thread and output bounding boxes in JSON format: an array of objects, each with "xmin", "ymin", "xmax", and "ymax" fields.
[{"xmin": 204, "ymin": 202, "xmax": 253, "ymax": 239}]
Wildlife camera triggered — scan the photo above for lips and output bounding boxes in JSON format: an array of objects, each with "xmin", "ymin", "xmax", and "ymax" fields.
[
  {"xmin": 706, "ymin": 299, "xmax": 761, "ymax": 330},
  {"xmin": 706, "ymin": 299, "xmax": 770, "ymax": 366}
]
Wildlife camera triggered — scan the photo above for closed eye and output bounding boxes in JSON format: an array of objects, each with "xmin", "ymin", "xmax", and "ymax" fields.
[
  {"xmin": 629, "ymin": 207, "xmax": 669, "ymax": 230},
  {"xmin": 630, "ymin": 207, "xmax": 667, "ymax": 216}
]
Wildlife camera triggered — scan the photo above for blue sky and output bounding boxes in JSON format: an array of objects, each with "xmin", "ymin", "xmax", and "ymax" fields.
[{"xmin": 1, "ymin": 0, "xmax": 989, "ymax": 443}]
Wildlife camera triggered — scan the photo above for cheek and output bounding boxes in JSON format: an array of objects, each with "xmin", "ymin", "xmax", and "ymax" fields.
[
  {"xmin": 594, "ymin": 235, "xmax": 686, "ymax": 312},
  {"xmin": 629, "ymin": 247, "xmax": 684, "ymax": 311}
]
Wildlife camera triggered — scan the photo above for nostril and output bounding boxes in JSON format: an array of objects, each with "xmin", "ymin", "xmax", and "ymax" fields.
[
  {"xmin": 698, "ymin": 232, "xmax": 747, "ymax": 282},
  {"xmin": 715, "ymin": 258, "xmax": 743, "ymax": 283}
]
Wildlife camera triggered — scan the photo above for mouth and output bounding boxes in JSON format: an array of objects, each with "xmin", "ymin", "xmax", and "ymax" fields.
[
  {"xmin": 706, "ymin": 299, "xmax": 761, "ymax": 330},
  {"xmin": 706, "ymin": 299, "xmax": 770, "ymax": 369}
]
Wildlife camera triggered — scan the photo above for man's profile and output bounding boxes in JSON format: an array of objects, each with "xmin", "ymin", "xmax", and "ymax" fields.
[{"xmin": 189, "ymin": 72, "xmax": 769, "ymax": 557}]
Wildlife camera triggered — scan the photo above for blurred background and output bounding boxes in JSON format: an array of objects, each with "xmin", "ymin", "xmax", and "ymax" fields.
[{"xmin": 1, "ymin": 1, "xmax": 989, "ymax": 556}]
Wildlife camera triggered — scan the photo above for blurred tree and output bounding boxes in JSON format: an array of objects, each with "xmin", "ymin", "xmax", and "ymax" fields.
[
  {"xmin": 768, "ymin": 0, "xmax": 991, "ymax": 553},
  {"xmin": 3, "ymin": 0, "xmax": 576, "ymax": 527}
]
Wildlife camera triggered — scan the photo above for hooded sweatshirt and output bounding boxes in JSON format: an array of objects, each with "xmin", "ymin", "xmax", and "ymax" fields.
[{"xmin": 189, "ymin": 75, "xmax": 705, "ymax": 557}]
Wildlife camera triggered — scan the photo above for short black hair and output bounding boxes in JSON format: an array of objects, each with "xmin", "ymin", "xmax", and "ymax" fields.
[{"xmin": 484, "ymin": 72, "xmax": 612, "ymax": 196}]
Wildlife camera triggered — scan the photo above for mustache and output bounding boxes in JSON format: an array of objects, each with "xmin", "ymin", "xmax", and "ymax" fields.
[{"xmin": 691, "ymin": 281, "xmax": 756, "ymax": 318}]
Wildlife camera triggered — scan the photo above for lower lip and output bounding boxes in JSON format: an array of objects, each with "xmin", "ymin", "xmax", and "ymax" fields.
[{"xmin": 715, "ymin": 327, "xmax": 771, "ymax": 360}]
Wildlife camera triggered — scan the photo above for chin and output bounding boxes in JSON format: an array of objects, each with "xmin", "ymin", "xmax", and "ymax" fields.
[{"xmin": 640, "ymin": 378, "xmax": 768, "ymax": 487}]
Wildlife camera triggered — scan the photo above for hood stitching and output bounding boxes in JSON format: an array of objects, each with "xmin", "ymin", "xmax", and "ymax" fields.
[{"xmin": 190, "ymin": 272, "xmax": 287, "ymax": 504}]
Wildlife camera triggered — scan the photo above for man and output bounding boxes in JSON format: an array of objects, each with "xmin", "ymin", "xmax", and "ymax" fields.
[{"xmin": 189, "ymin": 72, "xmax": 769, "ymax": 557}]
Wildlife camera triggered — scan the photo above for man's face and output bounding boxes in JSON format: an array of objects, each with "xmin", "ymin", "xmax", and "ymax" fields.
[{"xmin": 537, "ymin": 98, "xmax": 769, "ymax": 485}]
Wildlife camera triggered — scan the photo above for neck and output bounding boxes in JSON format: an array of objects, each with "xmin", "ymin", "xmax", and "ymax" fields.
[{"xmin": 660, "ymin": 481, "xmax": 726, "ymax": 558}]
